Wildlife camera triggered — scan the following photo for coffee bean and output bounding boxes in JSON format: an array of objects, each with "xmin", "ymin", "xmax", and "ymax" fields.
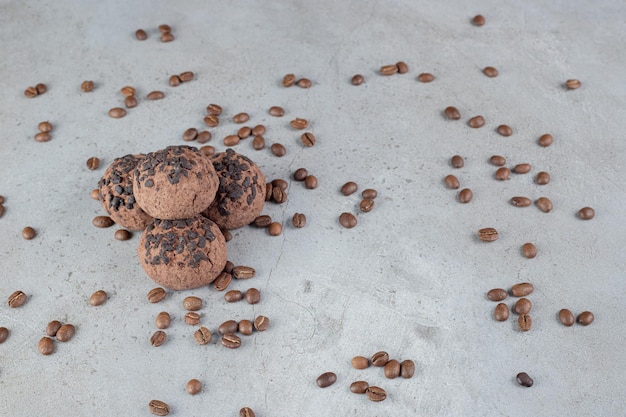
[
  {"xmin": 458, "ymin": 188, "xmax": 473, "ymax": 203},
  {"xmin": 578, "ymin": 207, "xmax": 595, "ymax": 220},
  {"xmin": 135, "ymin": 29, "xmax": 147, "ymax": 40},
  {"xmin": 577, "ymin": 311, "xmax": 594, "ymax": 326},
  {"xmin": 495, "ymin": 167, "xmax": 511, "ymax": 180},
  {"xmin": 92, "ymin": 215, "xmax": 114, "ymax": 228},
  {"xmin": 516, "ymin": 372, "xmax": 534, "ymax": 387},
  {"xmin": 245, "ymin": 288, "xmax": 261, "ymax": 305},
  {"xmin": 497, "ymin": 124, "xmax": 512, "ymax": 136},
  {"xmin": 183, "ymin": 296, "xmax": 203, "ymax": 311},
  {"xmin": 511, "ymin": 197, "xmax": 532, "ymax": 207},
  {"xmin": 186, "ymin": 379, "xmax": 202, "ymax": 395},
  {"xmin": 522, "ymin": 243, "xmax": 537, "ymax": 259},
  {"xmin": 179, "ymin": 71, "xmax": 194, "ymax": 82},
  {"xmin": 158, "ymin": 24, "xmax": 171, "ymax": 33},
  {"xmin": 38, "ymin": 336, "xmax": 55, "ymax": 355},
  {"xmin": 239, "ymin": 407, "xmax": 256, "ymax": 417},
  {"xmin": 46, "ymin": 320, "xmax": 62, "ymax": 337},
  {"xmin": 224, "ymin": 290, "xmax": 243, "ymax": 303},
  {"xmin": 351, "ymin": 356, "xmax": 370, "ymax": 369},
  {"xmin": 444, "ymin": 106, "xmax": 461, "ymax": 120},
  {"xmin": 351, "ymin": 74, "xmax": 364, "ymax": 85},
  {"xmin": 147, "ymin": 287, "xmax": 167, "ymax": 303},
  {"xmin": 417, "ymin": 73, "xmax": 435, "ymax": 83},
  {"xmin": 113, "ymin": 228, "xmax": 131, "ymax": 241},
  {"xmin": 490, "ymin": 155, "xmax": 506, "ymax": 166},
  {"xmin": 204, "ymin": 114, "xmax": 219, "ymax": 127},
  {"xmin": 268, "ymin": 222, "xmax": 283, "ymax": 236},
  {"xmin": 232, "ymin": 266, "xmax": 255, "ymax": 279},
  {"xmin": 271, "ymin": 143, "xmax": 287, "ymax": 157},
  {"xmin": 223, "ymin": 135, "xmax": 240, "ymax": 146},
  {"xmin": 183, "ymin": 128, "xmax": 198, "ymax": 142},
  {"xmin": 451, "ymin": 155, "xmax": 464, "ymax": 168},
  {"xmin": 124, "ymin": 96, "xmax": 138, "ymax": 108},
  {"xmin": 184, "ymin": 312, "xmax": 200, "ymax": 325},
  {"xmin": 221, "ymin": 333, "xmax": 242, "ymax": 348},
  {"xmin": 301, "ymin": 132, "xmax": 316, "ymax": 147},
  {"xmin": 290, "ymin": 118, "xmax": 308, "ymax": 129},
  {"xmin": 0, "ymin": 327, "xmax": 9, "ymax": 344},
  {"xmin": 109, "ymin": 107, "xmax": 127, "ymax": 118},
  {"xmin": 487, "ymin": 288, "xmax": 508, "ymax": 302},
  {"xmin": 194, "ymin": 326, "xmax": 212, "ymax": 345},
  {"xmin": 510, "ymin": 282, "xmax": 534, "ymax": 297},
  {"xmin": 56, "ymin": 324, "xmax": 75, "ymax": 342},
  {"xmin": 22, "ymin": 226, "xmax": 36, "ymax": 240},
  {"xmin": 558, "ymin": 309, "xmax": 575, "ymax": 326},
  {"xmin": 253, "ymin": 215, "xmax": 272, "ymax": 228},
  {"xmin": 282, "ymin": 74, "xmax": 296, "ymax": 87},
  {"xmin": 518, "ymin": 314, "xmax": 532, "ymax": 331},
  {"xmin": 341, "ymin": 181, "xmax": 358, "ymax": 196},
  {"xmin": 252, "ymin": 135, "xmax": 265, "ymax": 150},
  {"xmin": 148, "ymin": 400, "xmax": 170, "ymax": 416},
  {"xmin": 565, "ymin": 79, "xmax": 581, "ymax": 90},
  {"xmin": 360, "ymin": 198, "xmax": 375, "ymax": 213},
  {"xmin": 237, "ymin": 126, "xmax": 252, "ymax": 139},
  {"xmin": 483, "ymin": 66, "xmax": 499, "ymax": 77},
  {"xmin": 34, "ymin": 132, "xmax": 51, "ymax": 142},
  {"xmin": 400, "ymin": 359, "xmax": 415, "ymax": 378},
  {"xmin": 472, "ymin": 14, "xmax": 485, "ymax": 26},
  {"xmin": 366, "ymin": 386, "xmax": 387, "ymax": 402},
  {"xmin": 213, "ymin": 272, "xmax": 232, "ymax": 291},
  {"xmin": 223, "ymin": 261, "xmax": 234, "ymax": 274},
  {"xmin": 362, "ymin": 188, "xmax": 378, "ymax": 199},
  {"xmin": 218, "ymin": 320, "xmax": 238, "ymax": 335},
  {"xmin": 478, "ymin": 227, "xmax": 498, "ymax": 242},
  {"xmin": 155, "ymin": 312, "xmax": 171, "ymax": 329},
  {"xmin": 384, "ymin": 359, "xmax": 401, "ymax": 379},
  {"xmin": 24, "ymin": 86, "xmax": 38, "ymax": 98},
  {"xmin": 35, "ymin": 83, "xmax": 47, "ymax": 94},
  {"xmin": 0, "ymin": 205, "xmax": 4, "ymax": 218},
  {"xmin": 169, "ymin": 75, "xmax": 182, "ymax": 86},
  {"xmin": 535, "ymin": 197, "xmax": 553, "ymax": 213},
  {"xmin": 239, "ymin": 319, "xmax": 253, "ymax": 335},
  {"xmin": 494, "ymin": 303, "xmax": 509, "ymax": 321},
  {"xmin": 292, "ymin": 213, "xmax": 306, "ymax": 228},
  {"xmin": 200, "ymin": 145, "xmax": 215, "ymax": 157},
  {"xmin": 468, "ymin": 115, "xmax": 485, "ymax": 128},
  {"xmin": 396, "ymin": 61, "xmax": 409, "ymax": 73},
  {"xmin": 304, "ymin": 175, "xmax": 318, "ymax": 189},
  {"xmin": 233, "ymin": 112, "xmax": 250, "ymax": 124},
  {"xmin": 150, "ymin": 330, "xmax": 166, "ymax": 347},
  {"xmin": 89, "ymin": 290, "xmax": 108, "ymax": 306},
  {"xmin": 339, "ymin": 212, "xmax": 357, "ymax": 228},
  {"xmin": 371, "ymin": 351, "xmax": 389, "ymax": 367},
  {"xmin": 538, "ymin": 133, "xmax": 553, "ymax": 147},
  {"xmin": 514, "ymin": 298, "xmax": 532, "ymax": 315},
  {"xmin": 350, "ymin": 381, "xmax": 369, "ymax": 394},
  {"xmin": 293, "ymin": 168, "xmax": 308, "ymax": 181},
  {"xmin": 120, "ymin": 86, "xmax": 136, "ymax": 97},
  {"xmin": 160, "ymin": 32, "xmax": 174, "ymax": 42},
  {"xmin": 86, "ymin": 157, "xmax": 100, "ymax": 170},
  {"xmin": 90, "ymin": 189, "xmax": 100, "ymax": 200},
  {"xmin": 269, "ymin": 105, "xmax": 285, "ymax": 116},
  {"xmin": 38, "ymin": 121, "xmax": 53, "ymax": 133},
  {"xmin": 254, "ymin": 315, "xmax": 270, "ymax": 331},
  {"xmin": 316, "ymin": 372, "xmax": 337, "ymax": 388},
  {"xmin": 535, "ymin": 171, "xmax": 550, "ymax": 185},
  {"xmin": 206, "ymin": 103, "xmax": 223, "ymax": 116},
  {"xmin": 147, "ymin": 91, "xmax": 164, "ymax": 100},
  {"xmin": 513, "ymin": 163, "xmax": 531, "ymax": 174},
  {"xmin": 8, "ymin": 290, "xmax": 27, "ymax": 308},
  {"xmin": 296, "ymin": 78, "xmax": 312, "ymax": 88},
  {"xmin": 380, "ymin": 64, "xmax": 398, "ymax": 75},
  {"xmin": 444, "ymin": 175, "xmax": 460, "ymax": 189}
]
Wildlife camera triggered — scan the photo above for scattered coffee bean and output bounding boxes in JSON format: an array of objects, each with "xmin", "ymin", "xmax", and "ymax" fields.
[
  {"xmin": 472, "ymin": 14, "xmax": 485, "ymax": 26},
  {"xmin": 339, "ymin": 212, "xmax": 357, "ymax": 228},
  {"xmin": 444, "ymin": 175, "xmax": 460, "ymax": 189},
  {"xmin": 362, "ymin": 188, "xmax": 378, "ymax": 199},
  {"xmin": 184, "ymin": 312, "xmax": 200, "ymax": 325},
  {"xmin": 22, "ymin": 226, "xmax": 36, "ymax": 240},
  {"xmin": 538, "ymin": 133, "xmax": 553, "ymax": 147},
  {"xmin": 514, "ymin": 298, "xmax": 532, "ymax": 315},
  {"xmin": 124, "ymin": 96, "xmax": 138, "ymax": 108},
  {"xmin": 490, "ymin": 155, "xmax": 506, "ymax": 166},
  {"xmin": 252, "ymin": 135, "xmax": 265, "ymax": 150},
  {"xmin": 160, "ymin": 32, "xmax": 174, "ymax": 42},
  {"xmin": 155, "ymin": 312, "xmax": 171, "ymax": 329},
  {"xmin": 350, "ymin": 381, "xmax": 369, "ymax": 394},
  {"xmin": 108, "ymin": 107, "xmax": 127, "ymax": 118},
  {"xmin": 86, "ymin": 157, "xmax": 100, "ymax": 170},
  {"xmin": 146, "ymin": 91, "xmax": 164, "ymax": 100},
  {"xmin": 92, "ymin": 215, "xmax": 114, "ymax": 228},
  {"xmin": 296, "ymin": 78, "xmax": 312, "ymax": 88},
  {"xmin": 35, "ymin": 83, "xmax": 47, "ymax": 94},
  {"xmin": 204, "ymin": 115, "xmax": 220, "ymax": 127},
  {"xmin": 577, "ymin": 311, "xmax": 594, "ymax": 326},
  {"xmin": 89, "ymin": 290, "xmax": 108, "ymax": 306},
  {"xmin": 558, "ymin": 309, "xmax": 575, "ymax": 326},
  {"xmin": 233, "ymin": 112, "xmax": 250, "ymax": 124},
  {"xmin": 366, "ymin": 386, "xmax": 387, "ymax": 402},
  {"xmin": 316, "ymin": 372, "xmax": 337, "ymax": 388},
  {"xmin": 134, "ymin": 29, "xmax": 147, "ymax": 40},
  {"xmin": 495, "ymin": 167, "xmax": 511, "ymax": 180},
  {"xmin": 150, "ymin": 330, "xmax": 166, "ymax": 347},
  {"xmin": 206, "ymin": 103, "xmax": 222, "ymax": 115},
  {"xmin": 511, "ymin": 282, "xmax": 534, "ymax": 297},
  {"xmin": 218, "ymin": 320, "xmax": 239, "ymax": 335},
  {"xmin": 293, "ymin": 168, "xmax": 308, "ymax": 181},
  {"xmin": 183, "ymin": 128, "xmax": 198, "ymax": 142},
  {"xmin": 186, "ymin": 379, "xmax": 202, "ymax": 395},
  {"xmin": 384, "ymin": 359, "xmax": 401, "ymax": 379},
  {"xmin": 380, "ymin": 64, "xmax": 398, "ymax": 76},
  {"xmin": 444, "ymin": 106, "xmax": 461, "ymax": 120},
  {"xmin": 341, "ymin": 181, "xmax": 358, "ymax": 196},
  {"xmin": 114, "ymin": 229, "xmax": 131, "ymax": 241},
  {"xmin": 451, "ymin": 155, "xmax": 464, "ymax": 168},
  {"xmin": 269, "ymin": 106, "xmax": 285, "ymax": 117},
  {"xmin": 232, "ymin": 266, "xmax": 255, "ymax": 279},
  {"xmin": 351, "ymin": 74, "xmax": 364, "ymax": 85},
  {"xmin": 268, "ymin": 222, "xmax": 283, "ymax": 236},
  {"xmin": 396, "ymin": 61, "xmax": 409, "ymax": 73},
  {"xmin": 301, "ymin": 132, "xmax": 316, "ymax": 147},
  {"xmin": 478, "ymin": 227, "xmax": 498, "ymax": 242},
  {"xmin": 159, "ymin": 24, "xmax": 172, "ymax": 33},
  {"xmin": 46, "ymin": 320, "xmax": 62, "ymax": 337},
  {"xmin": 565, "ymin": 79, "xmax": 581, "ymax": 90},
  {"xmin": 292, "ymin": 213, "xmax": 306, "ymax": 228},
  {"xmin": 578, "ymin": 207, "xmax": 595, "ymax": 220},
  {"xmin": 251, "ymin": 124, "xmax": 266, "ymax": 136},
  {"xmin": 0, "ymin": 205, "xmax": 4, "ymax": 218},
  {"xmin": 522, "ymin": 243, "xmax": 537, "ymax": 259},
  {"xmin": 483, "ymin": 66, "xmax": 499, "ymax": 77},
  {"xmin": 38, "ymin": 336, "xmax": 55, "ymax": 355},
  {"xmin": 360, "ymin": 198, "xmax": 375, "ymax": 213},
  {"xmin": 535, "ymin": 171, "xmax": 550, "ymax": 185},
  {"xmin": 238, "ymin": 126, "xmax": 252, "ymax": 139},
  {"xmin": 80, "ymin": 80, "xmax": 94, "ymax": 92},
  {"xmin": 245, "ymin": 288, "xmax": 261, "ymax": 305},
  {"xmin": 8, "ymin": 290, "xmax": 27, "ymax": 308},
  {"xmin": 304, "ymin": 175, "xmax": 318, "ymax": 189},
  {"xmin": 148, "ymin": 399, "xmax": 170, "ymax": 416},
  {"xmin": 487, "ymin": 288, "xmax": 508, "ymax": 302},
  {"xmin": 253, "ymin": 215, "xmax": 272, "ymax": 228},
  {"xmin": 238, "ymin": 319, "xmax": 254, "ymax": 335},
  {"xmin": 290, "ymin": 118, "xmax": 308, "ymax": 129},
  {"xmin": 400, "ymin": 360, "xmax": 415, "ymax": 378},
  {"xmin": 458, "ymin": 188, "xmax": 473, "ymax": 203},
  {"xmin": 254, "ymin": 315, "xmax": 270, "ymax": 331},
  {"xmin": 497, "ymin": 124, "xmax": 512, "ymax": 136},
  {"xmin": 511, "ymin": 197, "xmax": 532, "ymax": 207},
  {"xmin": 213, "ymin": 272, "xmax": 232, "ymax": 291},
  {"xmin": 224, "ymin": 135, "xmax": 240, "ymax": 146},
  {"xmin": 169, "ymin": 75, "xmax": 182, "ymax": 86},
  {"xmin": 183, "ymin": 296, "xmax": 203, "ymax": 311},
  {"xmin": 371, "ymin": 351, "xmax": 389, "ymax": 367},
  {"xmin": 0, "ymin": 327, "xmax": 9, "ymax": 344},
  {"xmin": 34, "ymin": 132, "xmax": 51, "ymax": 142},
  {"xmin": 90, "ymin": 189, "xmax": 100, "ymax": 200},
  {"xmin": 518, "ymin": 314, "xmax": 532, "ymax": 331},
  {"xmin": 513, "ymin": 163, "xmax": 531, "ymax": 174},
  {"xmin": 179, "ymin": 71, "xmax": 194, "ymax": 82},
  {"xmin": 351, "ymin": 356, "xmax": 370, "ymax": 369},
  {"xmin": 516, "ymin": 372, "xmax": 534, "ymax": 387},
  {"xmin": 239, "ymin": 407, "xmax": 256, "ymax": 417},
  {"xmin": 224, "ymin": 290, "xmax": 243, "ymax": 303},
  {"xmin": 535, "ymin": 197, "xmax": 553, "ymax": 213},
  {"xmin": 271, "ymin": 143, "xmax": 287, "ymax": 157},
  {"xmin": 494, "ymin": 303, "xmax": 509, "ymax": 321},
  {"xmin": 56, "ymin": 324, "xmax": 75, "ymax": 342},
  {"xmin": 38, "ymin": 121, "xmax": 53, "ymax": 133},
  {"xmin": 147, "ymin": 287, "xmax": 167, "ymax": 303},
  {"xmin": 221, "ymin": 333, "xmax": 242, "ymax": 348},
  {"xmin": 468, "ymin": 115, "xmax": 485, "ymax": 128},
  {"xmin": 24, "ymin": 86, "xmax": 38, "ymax": 98},
  {"xmin": 194, "ymin": 326, "xmax": 212, "ymax": 345},
  {"xmin": 120, "ymin": 86, "xmax": 136, "ymax": 97},
  {"xmin": 417, "ymin": 73, "xmax": 435, "ymax": 82},
  {"xmin": 223, "ymin": 261, "xmax": 234, "ymax": 274}
]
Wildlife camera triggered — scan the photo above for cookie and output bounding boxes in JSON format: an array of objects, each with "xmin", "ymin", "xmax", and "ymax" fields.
[
  {"xmin": 203, "ymin": 149, "xmax": 266, "ymax": 229},
  {"xmin": 138, "ymin": 216, "xmax": 227, "ymax": 290},
  {"xmin": 98, "ymin": 154, "xmax": 153, "ymax": 230},
  {"xmin": 133, "ymin": 146, "xmax": 219, "ymax": 220}
]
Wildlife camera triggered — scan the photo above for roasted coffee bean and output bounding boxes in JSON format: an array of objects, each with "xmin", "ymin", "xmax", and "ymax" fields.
[
  {"xmin": 494, "ymin": 303, "xmax": 509, "ymax": 321},
  {"xmin": 233, "ymin": 112, "xmax": 250, "ymax": 124},
  {"xmin": 296, "ymin": 78, "xmax": 312, "ymax": 88},
  {"xmin": 558, "ymin": 309, "xmax": 575, "ymax": 326},
  {"xmin": 380, "ymin": 64, "xmax": 398, "ymax": 75},
  {"xmin": 46, "ymin": 320, "xmax": 62, "ymax": 337},
  {"xmin": 417, "ymin": 73, "xmax": 435, "ymax": 82},
  {"xmin": 511, "ymin": 282, "xmax": 534, "ymax": 297},
  {"xmin": 396, "ymin": 61, "xmax": 409, "ymax": 73},
  {"xmin": 444, "ymin": 175, "xmax": 460, "ymax": 189},
  {"xmin": 384, "ymin": 359, "xmax": 401, "ymax": 379},
  {"xmin": 183, "ymin": 296, "xmax": 203, "ymax": 311},
  {"xmin": 351, "ymin": 356, "xmax": 370, "ymax": 369},
  {"xmin": 538, "ymin": 133, "xmax": 553, "ymax": 147},
  {"xmin": 179, "ymin": 71, "xmax": 194, "ymax": 82},
  {"xmin": 206, "ymin": 103, "xmax": 222, "ymax": 115},
  {"xmin": 271, "ymin": 143, "xmax": 287, "ymax": 157},
  {"xmin": 472, "ymin": 14, "xmax": 485, "ymax": 26},
  {"xmin": 293, "ymin": 168, "xmax": 308, "ymax": 181},
  {"xmin": 483, "ymin": 66, "xmax": 499, "ymax": 77},
  {"xmin": 292, "ymin": 213, "xmax": 307, "ymax": 228},
  {"xmin": 135, "ymin": 29, "xmax": 148, "ymax": 40},
  {"xmin": 89, "ymin": 290, "xmax": 108, "ymax": 306},
  {"xmin": 245, "ymin": 288, "xmax": 261, "ymax": 304},
  {"xmin": 81, "ymin": 80, "xmax": 95, "ymax": 92},
  {"xmin": 113, "ymin": 229, "xmax": 131, "ymax": 241},
  {"xmin": 232, "ymin": 266, "xmax": 255, "ymax": 279},
  {"xmin": 124, "ymin": 96, "xmax": 138, "ymax": 108},
  {"xmin": 148, "ymin": 400, "xmax": 169, "ymax": 416},
  {"xmin": 199, "ymin": 145, "xmax": 215, "ymax": 157},
  {"xmin": 168, "ymin": 75, "xmax": 182, "ymax": 86},
  {"xmin": 253, "ymin": 215, "xmax": 272, "ymax": 228},
  {"xmin": 239, "ymin": 319, "xmax": 253, "ymax": 335},
  {"xmin": 577, "ymin": 311, "xmax": 594, "ymax": 326},
  {"xmin": 578, "ymin": 207, "xmax": 595, "ymax": 220},
  {"xmin": 158, "ymin": 24, "xmax": 172, "ymax": 33},
  {"xmin": 341, "ymin": 181, "xmax": 358, "ymax": 196},
  {"xmin": 522, "ymin": 243, "xmax": 537, "ymax": 258},
  {"xmin": 24, "ymin": 86, "xmax": 38, "ymax": 98},
  {"xmin": 514, "ymin": 298, "xmax": 532, "ymax": 315},
  {"xmin": 90, "ymin": 189, "xmax": 100, "ymax": 200},
  {"xmin": 518, "ymin": 314, "xmax": 532, "ymax": 331},
  {"xmin": 38, "ymin": 121, "xmax": 53, "ymax": 133},
  {"xmin": 268, "ymin": 222, "xmax": 283, "ymax": 236},
  {"xmin": 371, "ymin": 351, "xmax": 389, "ymax": 367},
  {"xmin": 366, "ymin": 386, "xmax": 387, "ymax": 402},
  {"xmin": 497, "ymin": 124, "xmax": 512, "ymax": 136},
  {"xmin": 282, "ymin": 74, "xmax": 296, "ymax": 87},
  {"xmin": 147, "ymin": 287, "xmax": 167, "ymax": 303},
  {"xmin": 194, "ymin": 326, "xmax": 212, "ymax": 345},
  {"xmin": 184, "ymin": 312, "xmax": 200, "ymax": 325},
  {"xmin": 565, "ymin": 79, "xmax": 581, "ymax": 90},
  {"xmin": 301, "ymin": 132, "xmax": 316, "ymax": 147},
  {"xmin": 362, "ymin": 188, "xmax": 378, "ymax": 199},
  {"xmin": 249, "ymin": 125, "xmax": 265, "ymax": 136},
  {"xmin": 511, "ymin": 197, "xmax": 532, "ymax": 207},
  {"xmin": 0, "ymin": 327, "xmax": 9, "ymax": 344},
  {"xmin": 478, "ymin": 227, "xmax": 498, "ymax": 242},
  {"xmin": 224, "ymin": 290, "xmax": 243, "ymax": 303},
  {"xmin": 35, "ymin": 83, "xmax": 47, "ymax": 94},
  {"xmin": 495, "ymin": 167, "xmax": 511, "ymax": 180},
  {"xmin": 468, "ymin": 115, "xmax": 485, "ymax": 128},
  {"xmin": 400, "ymin": 359, "xmax": 415, "ymax": 378},
  {"xmin": 516, "ymin": 372, "xmax": 534, "ymax": 387},
  {"xmin": 146, "ymin": 91, "xmax": 164, "ymax": 100},
  {"xmin": 458, "ymin": 188, "xmax": 473, "ymax": 203},
  {"xmin": 218, "ymin": 320, "xmax": 238, "ymax": 335},
  {"xmin": 535, "ymin": 197, "xmax": 553, "ymax": 213},
  {"xmin": 304, "ymin": 175, "xmax": 318, "ymax": 189},
  {"xmin": 490, "ymin": 155, "xmax": 506, "ymax": 166},
  {"xmin": 121, "ymin": 86, "xmax": 136, "ymax": 97},
  {"xmin": 339, "ymin": 212, "xmax": 357, "ymax": 228},
  {"xmin": 487, "ymin": 288, "xmax": 508, "ymax": 302},
  {"xmin": 8, "ymin": 290, "xmax": 27, "ymax": 308},
  {"xmin": 221, "ymin": 333, "xmax": 242, "ymax": 348},
  {"xmin": 213, "ymin": 272, "xmax": 232, "ymax": 291},
  {"xmin": 444, "ymin": 106, "xmax": 461, "ymax": 120},
  {"xmin": 56, "ymin": 324, "xmax": 75, "ymax": 342},
  {"xmin": 451, "ymin": 155, "xmax": 464, "ymax": 168},
  {"xmin": 269, "ymin": 106, "xmax": 285, "ymax": 117},
  {"xmin": 109, "ymin": 107, "xmax": 127, "ymax": 118},
  {"xmin": 351, "ymin": 74, "xmax": 364, "ymax": 85},
  {"xmin": 160, "ymin": 32, "xmax": 174, "ymax": 42},
  {"xmin": 38, "ymin": 337, "xmax": 55, "ymax": 355},
  {"xmin": 254, "ymin": 315, "xmax": 270, "ymax": 331},
  {"xmin": 155, "ymin": 312, "xmax": 171, "ymax": 329},
  {"xmin": 150, "ymin": 330, "xmax": 166, "ymax": 347},
  {"xmin": 223, "ymin": 135, "xmax": 240, "ymax": 147},
  {"xmin": 535, "ymin": 171, "xmax": 550, "ymax": 185},
  {"xmin": 186, "ymin": 379, "xmax": 202, "ymax": 395},
  {"xmin": 237, "ymin": 126, "xmax": 252, "ymax": 139},
  {"xmin": 252, "ymin": 135, "xmax": 265, "ymax": 150},
  {"xmin": 194, "ymin": 131, "xmax": 211, "ymax": 144},
  {"xmin": 0, "ymin": 205, "xmax": 4, "ymax": 218},
  {"xmin": 239, "ymin": 407, "xmax": 256, "ymax": 417},
  {"xmin": 92, "ymin": 215, "xmax": 114, "ymax": 228},
  {"xmin": 290, "ymin": 118, "xmax": 308, "ymax": 129},
  {"xmin": 316, "ymin": 372, "xmax": 337, "ymax": 388},
  {"xmin": 513, "ymin": 163, "xmax": 531, "ymax": 174},
  {"xmin": 183, "ymin": 128, "xmax": 198, "ymax": 142},
  {"xmin": 222, "ymin": 229, "xmax": 233, "ymax": 242},
  {"xmin": 86, "ymin": 157, "xmax": 100, "ymax": 170},
  {"xmin": 350, "ymin": 381, "xmax": 369, "ymax": 394},
  {"xmin": 34, "ymin": 132, "xmax": 51, "ymax": 142},
  {"xmin": 360, "ymin": 198, "xmax": 375, "ymax": 213},
  {"xmin": 204, "ymin": 114, "xmax": 219, "ymax": 127}
]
